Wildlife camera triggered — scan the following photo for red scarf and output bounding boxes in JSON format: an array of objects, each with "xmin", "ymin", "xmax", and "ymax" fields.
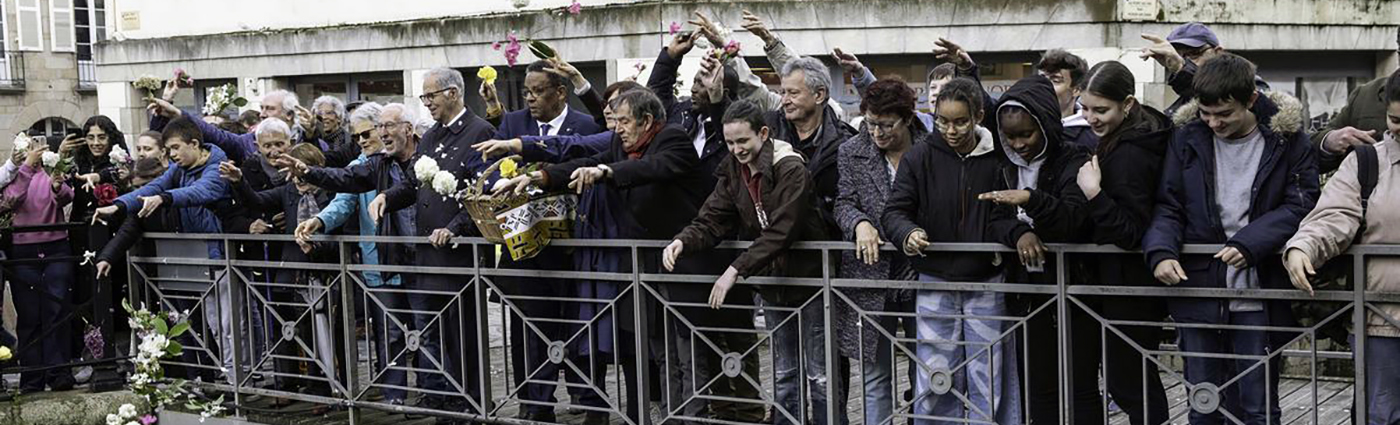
[{"xmin": 625, "ymin": 122, "xmax": 664, "ymax": 159}]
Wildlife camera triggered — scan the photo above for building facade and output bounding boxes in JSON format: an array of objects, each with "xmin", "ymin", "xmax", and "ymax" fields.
[
  {"xmin": 92, "ymin": 0, "xmax": 1400, "ymax": 139},
  {"xmin": 0, "ymin": 0, "xmax": 103, "ymax": 145}
]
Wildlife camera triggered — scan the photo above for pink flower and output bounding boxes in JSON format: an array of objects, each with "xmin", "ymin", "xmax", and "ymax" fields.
[
  {"xmin": 504, "ymin": 34, "xmax": 522, "ymax": 66},
  {"xmin": 492, "ymin": 41, "xmax": 502, "ymax": 50},
  {"xmin": 668, "ymin": 22, "xmax": 681, "ymax": 35},
  {"xmin": 139, "ymin": 414, "xmax": 157, "ymax": 425},
  {"xmin": 724, "ymin": 40, "xmax": 741, "ymax": 55},
  {"xmin": 566, "ymin": 0, "xmax": 581, "ymax": 15}
]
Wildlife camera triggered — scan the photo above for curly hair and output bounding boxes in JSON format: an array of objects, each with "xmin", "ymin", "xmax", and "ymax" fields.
[{"xmin": 860, "ymin": 78, "xmax": 917, "ymax": 123}]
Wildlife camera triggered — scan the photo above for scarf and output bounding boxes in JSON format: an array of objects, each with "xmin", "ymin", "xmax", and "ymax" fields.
[
  {"xmin": 296, "ymin": 188, "xmax": 322, "ymax": 224},
  {"xmin": 625, "ymin": 122, "xmax": 664, "ymax": 159},
  {"xmin": 257, "ymin": 154, "xmax": 287, "ymax": 186}
]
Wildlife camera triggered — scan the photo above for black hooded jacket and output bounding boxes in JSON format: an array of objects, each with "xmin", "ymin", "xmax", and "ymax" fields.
[
  {"xmin": 1085, "ymin": 103, "xmax": 1171, "ymax": 287},
  {"xmin": 991, "ymin": 75, "xmax": 1091, "ymax": 248}
]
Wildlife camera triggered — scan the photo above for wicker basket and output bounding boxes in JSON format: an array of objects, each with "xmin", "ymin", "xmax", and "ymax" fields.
[{"xmin": 461, "ymin": 155, "xmax": 529, "ymax": 244}]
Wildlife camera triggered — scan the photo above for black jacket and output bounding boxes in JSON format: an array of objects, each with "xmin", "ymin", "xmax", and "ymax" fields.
[
  {"xmin": 231, "ymin": 179, "xmax": 337, "ymax": 263},
  {"xmin": 648, "ymin": 47, "xmax": 733, "ymax": 193},
  {"xmin": 765, "ymin": 105, "xmax": 857, "ymax": 238},
  {"xmin": 1084, "ymin": 104, "xmax": 1171, "ymax": 289},
  {"xmin": 305, "ymin": 152, "xmax": 413, "ymax": 267},
  {"xmin": 314, "ymin": 129, "xmax": 359, "ymax": 169},
  {"xmin": 991, "ymin": 76, "xmax": 1091, "ymax": 283},
  {"xmin": 883, "ymin": 126, "xmax": 1016, "ymax": 282},
  {"xmin": 383, "ymin": 109, "xmax": 494, "ymax": 256}
]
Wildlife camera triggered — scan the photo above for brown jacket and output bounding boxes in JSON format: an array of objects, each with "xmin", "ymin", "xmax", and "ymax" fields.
[
  {"xmin": 674, "ymin": 139, "xmax": 828, "ymax": 280},
  {"xmin": 1286, "ymin": 134, "xmax": 1400, "ymax": 337}
]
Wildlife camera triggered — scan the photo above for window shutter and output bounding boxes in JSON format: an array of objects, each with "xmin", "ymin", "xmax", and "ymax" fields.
[
  {"xmin": 50, "ymin": 0, "xmax": 75, "ymax": 52},
  {"xmin": 16, "ymin": 0, "xmax": 42, "ymax": 51}
]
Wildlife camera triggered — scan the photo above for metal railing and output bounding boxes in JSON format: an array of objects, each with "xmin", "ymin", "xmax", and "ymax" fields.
[
  {"xmin": 0, "ymin": 51, "xmax": 25, "ymax": 88},
  {"xmin": 119, "ymin": 232, "xmax": 1396, "ymax": 425},
  {"xmin": 77, "ymin": 59, "xmax": 96, "ymax": 90}
]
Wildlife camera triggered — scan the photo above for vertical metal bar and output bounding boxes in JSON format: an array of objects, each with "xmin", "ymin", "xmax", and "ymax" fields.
[
  {"xmin": 1055, "ymin": 250, "xmax": 1071, "ymax": 424},
  {"xmin": 1309, "ymin": 330, "xmax": 1317, "ymax": 425},
  {"xmin": 1353, "ymin": 253, "xmax": 1368, "ymax": 423},
  {"xmin": 631, "ymin": 245, "xmax": 650, "ymax": 425},
  {"xmin": 224, "ymin": 238, "xmax": 245, "ymax": 416},
  {"xmin": 338, "ymin": 241, "xmax": 360, "ymax": 424},
  {"xmin": 473, "ymin": 241, "xmax": 492, "ymax": 421},
  {"xmin": 823, "ymin": 247, "xmax": 836, "ymax": 425}
]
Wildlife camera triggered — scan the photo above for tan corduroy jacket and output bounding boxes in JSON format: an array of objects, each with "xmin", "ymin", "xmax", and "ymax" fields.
[{"xmin": 1286, "ymin": 134, "xmax": 1400, "ymax": 337}]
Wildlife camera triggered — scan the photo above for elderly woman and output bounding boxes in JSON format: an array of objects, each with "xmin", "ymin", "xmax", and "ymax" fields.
[
  {"xmin": 311, "ymin": 95, "xmax": 359, "ymax": 168},
  {"xmin": 1284, "ymin": 69, "xmax": 1400, "ymax": 425},
  {"xmin": 833, "ymin": 78, "xmax": 922, "ymax": 425}
]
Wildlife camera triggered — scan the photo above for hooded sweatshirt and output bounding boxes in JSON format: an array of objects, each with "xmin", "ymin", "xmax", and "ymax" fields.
[
  {"xmin": 991, "ymin": 75, "xmax": 1090, "ymax": 249},
  {"xmin": 1061, "ymin": 106, "xmax": 1100, "ymax": 150}
]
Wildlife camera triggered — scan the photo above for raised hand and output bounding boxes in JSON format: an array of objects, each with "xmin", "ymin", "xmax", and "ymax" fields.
[
  {"xmin": 832, "ymin": 47, "xmax": 864, "ymax": 76},
  {"xmin": 218, "ymin": 160, "xmax": 243, "ymax": 182},
  {"xmin": 1139, "ymin": 34, "xmax": 1185, "ymax": 74},
  {"xmin": 739, "ymin": 10, "xmax": 776, "ymax": 46},
  {"xmin": 932, "ymin": 37, "xmax": 973, "ymax": 68}
]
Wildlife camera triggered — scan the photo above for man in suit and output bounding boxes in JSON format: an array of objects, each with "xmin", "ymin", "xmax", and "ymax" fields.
[
  {"xmin": 492, "ymin": 59, "xmax": 603, "ymax": 423},
  {"xmin": 496, "ymin": 89, "xmax": 714, "ymax": 423},
  {"xmin": 372, "ymin": 67, "xmax": 494, "ymax": 422}
]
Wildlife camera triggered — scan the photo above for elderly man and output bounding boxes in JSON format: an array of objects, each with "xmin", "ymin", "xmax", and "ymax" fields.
[
  {"xmin": 764, "ymin": 55, "xmax": 857, "ymax": 425},
  {"xmin": 149, "ymin": 88, "xmax": 309, "ymax": 165},
  {"xmin": 1311, "ymin": 27, "xmax": 1400, "ymax": 172},
  {"xmin": 310, "ymin": 95, "xmax": 360, "ymax": 168},
  {"xmin": 1141, "ymin": 22, "xmax": 1271, "ymax": 117},
  {"xmin": 373, "ymin": 67, "xmax": 494, "ymax": 417}
]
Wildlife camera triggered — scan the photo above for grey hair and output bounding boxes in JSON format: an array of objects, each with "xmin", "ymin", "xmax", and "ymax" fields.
[
  {"xmin": 781, "ymin": 56, "xmax": 833, "ymax": 100},
  {"xmin": 254, "ymin": 117, "xmax": 292, "ymax": 139},
  {"xmin": 414, "ymin": 118, "xmax": 435, "ymax": 137},
  {"xmin": 264, "ymin": 89, "xmax": 300, "ymax": 114},
  {"xmin": 348, "ymin": 101, "xmax": 383, "ymax": 127},
  {"xmin": 312, "ymin": 95, "xmax": 347, "ymax": 121},
  {"xmin": 381, "ymin": 103, "xmax": 417, "ymax": 125},
  {"xmin": 426, "ymin": 67, "xmax": 465, "ymax": 93}
]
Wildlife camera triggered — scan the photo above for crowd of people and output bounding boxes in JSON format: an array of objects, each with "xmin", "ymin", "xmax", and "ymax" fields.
[{"xmin": 1, "ymin": 11, "xmax": 1399, "ymax": 425}]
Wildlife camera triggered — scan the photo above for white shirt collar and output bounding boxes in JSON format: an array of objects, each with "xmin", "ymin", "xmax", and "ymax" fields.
[
  {"xmin": 537, "ymin": 105, "xmax": 570, "ymax": 136},
  {"xmin": 444, "ymin": 107, "xmax": 467, "ymax": 128}
]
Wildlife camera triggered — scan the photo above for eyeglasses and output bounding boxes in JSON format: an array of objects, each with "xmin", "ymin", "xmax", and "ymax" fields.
[
  {"xmin": 866, "ymin": 118, "xmax": 904, "ymax": 133},
  {"xmin": 417, "ymin": 87, "xmax": 455, "ymax": 103},
  {"xmin": 375, "ymin": 121, "xmax": 410, "ymax": 131}
]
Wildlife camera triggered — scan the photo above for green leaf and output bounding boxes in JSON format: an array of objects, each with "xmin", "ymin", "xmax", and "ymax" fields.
[
  {"xmin": 154, "ymin": 318, "xmax": 168, "ymax": 335},
  {"xmin": 122, "ymin": 299, "xmax": 133, "ymax": 314},
  {"xmin": 528, "ymin": 40, "xmax": 555, "ymax": 60},
  {"xmin": 166, "ymin": 340, "xmax": 183, "ymax": 357},
  {"xmin": 169, "ymin": 322, "xmax": 190, "ymax": 338},
  {"xmin": 232, "ymin": 98, "xmax": 248, "ymax": 107}
]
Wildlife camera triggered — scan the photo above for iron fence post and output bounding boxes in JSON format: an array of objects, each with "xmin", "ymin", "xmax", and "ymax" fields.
[
  {"xmin": 1354, "ymin": 253, "xmax": 1367, "ymax": 423},
  {"xmin": 1056, "ymin": 250, "xmax": 1071, "ymax": 424},
  {"xmin": 473, "ymin": 241, "xmax": 492, "ymax": 421},
  {"xmin": 823, "ymin": 247, "xmax": 837, "ymax": 425},
  {"xmin": 338, "ymin": 241, "xmax": 360, "ymax": 424},
  {"xmin": 224, "ymin": 237, "xmax": 245, "ymax": 416},
  {"xmin": 631, "ymin": 244, "xmax": 650, "ymax": 425}
]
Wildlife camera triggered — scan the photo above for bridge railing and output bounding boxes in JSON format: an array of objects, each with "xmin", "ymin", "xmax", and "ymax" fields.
[{"xmin": 119, "ymin": 232, "xmax": 1396, "ymax": 425}]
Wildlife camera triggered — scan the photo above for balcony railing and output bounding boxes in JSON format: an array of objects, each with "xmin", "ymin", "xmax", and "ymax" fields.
[
  {"xmin": 78, "ymin": 58, "xmax": 96, "ymax": 90},
  {"xmin": 0, "ymin": 51, "xmax": 26, "ymax": 89},
  {"xmin": 80, "ymin": 233, "xmax": 1400, "ymax": 424}
]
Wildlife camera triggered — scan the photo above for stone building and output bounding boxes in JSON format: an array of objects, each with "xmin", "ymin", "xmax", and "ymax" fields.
[
  {"xmin": 0, "ymin": 0, "xmax": 105, "ymax": 145},
  {"xmin": 93, "ymin": 0, "xmax": 1399, "ymax": 138}
]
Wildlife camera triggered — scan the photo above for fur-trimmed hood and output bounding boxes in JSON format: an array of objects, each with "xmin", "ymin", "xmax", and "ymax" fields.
[{"xmin": 1170, "ymin": 90, "xmax": 1305, "ymax": 136}]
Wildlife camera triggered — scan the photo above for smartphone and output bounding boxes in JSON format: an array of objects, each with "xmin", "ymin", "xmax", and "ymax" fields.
[{"xmin": 675, "ymin": 30, "xmax": 693, "ymax": 41}]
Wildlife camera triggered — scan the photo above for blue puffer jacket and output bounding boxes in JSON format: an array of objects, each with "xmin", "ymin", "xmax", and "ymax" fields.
[
  {"xmin": 116, "ymin": 145, "xmax": 232, "ymax": 259},
  {"xmin": 1143, "ymin": 90, "xmax": 1319, "ymax": 324}
]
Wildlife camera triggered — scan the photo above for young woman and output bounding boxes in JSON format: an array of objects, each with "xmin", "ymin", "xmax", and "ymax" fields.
[
  {"xmin": 2, "ymin": 138, "xmax": 76, "ymax": 392},
  {"xmin": 882, "ymin": 77, "xmax": 1021, "ymax": 424},
  {"xmin": 1073, "ymin": 60, "xmax": 1172, "ymax": 425},
  {"xmin": 833, "ymin": 78, "xmax": 923, "ymax": 425},
  {"xmin": 1284, "ymin": 69, "xmax": 1400, "ymax": 425}
]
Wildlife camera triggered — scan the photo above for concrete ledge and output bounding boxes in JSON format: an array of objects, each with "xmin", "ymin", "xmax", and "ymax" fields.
[{"xmin": 0, "ymin": 390, "xmax": 146, "ymax": 425}]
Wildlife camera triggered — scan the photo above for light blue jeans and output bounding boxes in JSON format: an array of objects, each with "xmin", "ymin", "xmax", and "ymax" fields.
[
  {"xmin": 767, "ymin": 292, "xmax": 847, "ymax": 425},
  {"xmin": 859, "ymin": 314, "xmax": 909, "ymax": 425},
  {"xmin": 912, "ymin": 273, "xmax": 1021, "ymax": 425}
]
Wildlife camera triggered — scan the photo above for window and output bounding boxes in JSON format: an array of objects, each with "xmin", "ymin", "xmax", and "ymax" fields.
[
  {"xmin": 15, "ymin": 0, "xmax": 42, "ymax": 51},
  {"xmin": 28, "ymin": 117, "xmax": 76, "ymax": 140},
  {"xmin": 49, "ymin": 0, "xmax": 75, "ymax": 52},
  {"xmin": 74, "ymin": 0, "xmax": 105, "ymax": 61}
]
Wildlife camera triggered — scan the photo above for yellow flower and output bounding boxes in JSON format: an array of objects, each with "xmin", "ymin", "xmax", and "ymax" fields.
[
  {"xmin": 0, "ymin": 346, "xmax": 12, "ymax": 361},
  {"xmin": 477, "ymin": 66, "xmax": 498, "ymax": 85},
  {"xmin": 499, "ymin": 158, "xmax": 519, "ymax": 178}
]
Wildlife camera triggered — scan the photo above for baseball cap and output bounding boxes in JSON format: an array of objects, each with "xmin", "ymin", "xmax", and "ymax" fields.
[{"xmin": 1167, "ymin": 22, "xmax": 1220, "ymax": 48}]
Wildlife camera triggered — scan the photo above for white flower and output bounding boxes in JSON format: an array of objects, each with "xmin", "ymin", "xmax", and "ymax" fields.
[
  {"xmin": 126, "ymin": 421, "xmax": 140, "ymax": 425},
  {"xmin": 41, "ymin": 151, "xmax": 59, "ymax": 168},
  {"xmin": 12, "ymin": 133, "xmax": 29, "ymax": 152},
  {"xmin": 109, "ymin": 145, "xmax": 131, "ymax": 164},
  {"xmin": 510, "ymin": 0, "xmax": 529, "ymax": 8},
  {"xmin": 118, "ymin": 403, "xmax": 138, "ymax": 418},
  {"xmin": 106, "ymin": 413, "xmax": 122, "ymax": 425},
  {"xmin": 129, "ymin": 372, "xmax": 151, "ymax": 386},
  {"xmin": 431, "ymin": 170, "xmax": 457, "ymax": 195},
  {"xmin": 413, "ymin": 156, "xmax": 440, "ymax": 182},
  {"xmin": 138, "ymin": 333, "xmax": 168, "ymax": 357}
]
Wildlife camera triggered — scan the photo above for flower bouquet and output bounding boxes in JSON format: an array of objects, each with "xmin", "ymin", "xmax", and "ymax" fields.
[
  {"xmin": 132, "ymin": 75, "xmax": 163, "ymax": 100},
  {"xmin": 202, "ymin": 83, "xmax": 247, "ymax": 116}
]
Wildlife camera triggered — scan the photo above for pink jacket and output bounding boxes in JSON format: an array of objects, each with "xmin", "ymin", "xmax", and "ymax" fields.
[{"xmin": 2, "ymin": 164, "xmax": 73, "ymax": 245}]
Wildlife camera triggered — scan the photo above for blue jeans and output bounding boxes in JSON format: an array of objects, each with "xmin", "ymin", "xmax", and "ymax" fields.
[
  {"xmin": 912, "ymin": 273, "xmax": 1020, "ymax": 425},
  {"xmin": 1357, "ymin": 335, "xmax": 1400, "ymax": 425},
  {"xmin": 10, "ymin": 240, "xmax": 75, "ymax": 390},
  {"xmin": 367, "ymin": 287, "xmax": 409, "ymax": 402},
  {"xmin": 1178, "ymin": 310, "xmax": 1280, "ymax": 425},
  {"xmin": 767, "ymin": 291, "xmax": 848, "ymax": 425},
  {"xmin": 860, "ymin": 314, "xmax": 913, "ymax": 425}
]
